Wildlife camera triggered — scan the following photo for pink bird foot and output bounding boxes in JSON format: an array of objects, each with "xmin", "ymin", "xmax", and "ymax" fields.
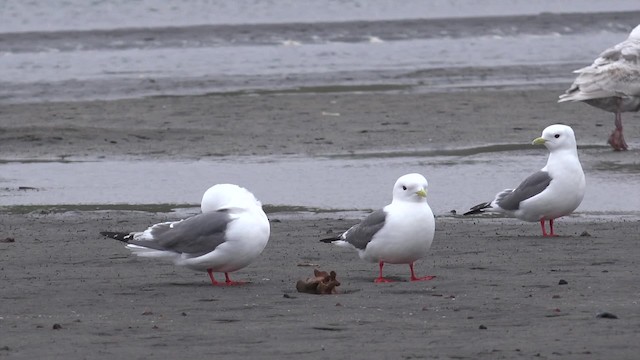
[
  {"xmin": 409, "ymin": 263, "xmax": 435, "ymax": 281},
  {"xmin": 374, "ymin": 261, "xmax": 395, "ymax": 283},
  {"xmin": 608, "ymin": 128, "xmax": 628, "ymax": 151},
  {"xmin": 207, "ymin": 269, "xmax": 246, "ymax": 286},
  {"xmin": 540, "ymin": 219, "xmax": 558, "ymax": 237}
]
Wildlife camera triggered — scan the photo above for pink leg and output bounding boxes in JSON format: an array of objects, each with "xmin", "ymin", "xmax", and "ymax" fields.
[
  {"xmin": 374, "ymin": 261, "xmax": 393, "ymax": 283},
  {"xmin": 539, "ymin": 219, "xmax": 548, "ymax": 237},
  {"xmin": 608, "ymin": 101, "xmax": 628, "ymax": 151},
  {"xmin": 207, "ymin": 269, "xmax": 221, "ymax": 286},
  {"xmin": 224, "ymin": 272, "xmax": 245, "ymax": 286},
  {"xmin": 409, "ymin": 262, "xmax": 435, "ymax": 281},
  {"xmin": 549, "ymin": 219, "xmax": 556, "ymax": 237},
  {"xmin": 540, "ymin": 219, "xmax": 558, "ymax": 237}
]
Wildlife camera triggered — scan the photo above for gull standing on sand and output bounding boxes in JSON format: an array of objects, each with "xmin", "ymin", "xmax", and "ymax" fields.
[
  {"xmin": 558, "ymin": 24, "xmax": 640, "ymax": 151},
  {"xmin": 321, "ymin": 173, "xmax": 435, "ymax": 283},
  {"xmin": 101, "ymin": 184, "xmax": 270, "ymax": 286},
  {"xmin": 464, "ymin": 124, "xmax": 585, "ymax": 237}
]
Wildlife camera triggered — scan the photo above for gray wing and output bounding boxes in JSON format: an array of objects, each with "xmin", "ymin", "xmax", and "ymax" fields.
[
  {"xmin": 563, "ymin": 38, "xmax": 640, "ymax": 101},
  {"xmin": 497, "ymin": 171, "xmax": 552, "ymax": 211},
  {"xmin": 130, "ymin": 210, "xmax": 232, "ymax": 256},
  {"xmin": 342, "ymin": 209, "xmax": 387, "ymax": 250}
]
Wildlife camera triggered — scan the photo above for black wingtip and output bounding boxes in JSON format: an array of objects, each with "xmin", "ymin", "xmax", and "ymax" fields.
[
  {"xmin": 319, "ymin": 237, "xmax": 338, "ymax": 244},
  {"xmin": 100, "ymin": 231, "xmax": 133, "ymax": 243},
  {"xmin": 463, "ymin": 202, "xmax": 491, "ymax": 216}
]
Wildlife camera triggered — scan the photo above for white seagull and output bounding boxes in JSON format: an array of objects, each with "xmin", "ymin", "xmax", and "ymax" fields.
[
  {"xmin": 321, "ymin": 173, "xmax": 436, "ymax": 283},
  {"xmin": 558, "ymin": 24, "xmax": 640, "ymax": 151},
  {"xmin": 464, "ymin": 124, "xmax": 585, "ymax": 237},
  {"xmin": 101, "ymin": 184, "xmax": 270, "ymax": 286}
]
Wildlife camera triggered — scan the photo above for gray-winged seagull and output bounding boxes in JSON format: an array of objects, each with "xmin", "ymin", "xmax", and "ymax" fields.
[
  {"xmin": 464, "ymin": 124, "xmax": 585, "ymax": 236},
  {"xmin": 101, "ymin": 184, "xmax": 270, "ymax": 286},
  {"xmin": 321, "ymin": 173, "xmax": 436, "ymax": 283}
]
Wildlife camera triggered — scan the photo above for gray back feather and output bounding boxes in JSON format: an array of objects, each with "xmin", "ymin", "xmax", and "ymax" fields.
[
  {"xmin": 497, "ymin": 171, "xmax": 552, "ymax": 211},
  {"xmin": 131, "ymin": 210, "xmax": 232, "ymax": 257},
  {"xmin": 343, "ymin": 209, "xmax": 387, "ymax": 250}
]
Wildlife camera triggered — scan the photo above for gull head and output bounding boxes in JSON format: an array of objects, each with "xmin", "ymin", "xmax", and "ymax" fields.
[
  {"xmin": 392, "ymin": 173, "xmax": 429, "ymax": 203},
  {"xmin": 532, "ymin": 124, "xmax": 578, "ymax": 152},
  {"xmin": 201, "ymin": 184, "xmax": 262, "ymax": 213}
]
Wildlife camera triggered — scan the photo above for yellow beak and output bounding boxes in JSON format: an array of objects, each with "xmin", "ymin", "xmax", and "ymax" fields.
[
  {"xmin": 532, "ymin": 137, "xmax": 546, "ymax": 145},
  {"xmin": 416, "ymin": 189, "xmax": 427, "ymax": 198}
]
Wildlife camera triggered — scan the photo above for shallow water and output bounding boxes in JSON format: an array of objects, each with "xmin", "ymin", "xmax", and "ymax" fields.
[
  {"xmin": 1, "ymin": 146, "xmax": 638, "ymax": 216},
  {"xmin": 1, "ymin": 1, "xmax": 639, "ymax": 103}
]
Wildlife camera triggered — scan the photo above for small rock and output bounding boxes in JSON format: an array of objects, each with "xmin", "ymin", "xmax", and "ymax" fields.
[
  {"xmin": 558, "ymin": 279, "xmax": 568, "ymax": 285},
  {"xmin": 0, "ymin": 238, "xmax": 15, "ymax": 243},
  {"xmin": 450, "ymin": 209, "xmax": 457, "ymax": 215},
  {"xmin": 0, "ymin": 346, "xmax": 10, "ymax": 351},
  {"xmin": 142, "ymin": 310, "xmax": 153, "ymax": 315},
  {"xmin": 479, "ymin": 325, "xmax": 487, "ymax": 330},
  {"xmin": 181, "ymin": 312, "xmax": 187, "ymax": 316},
  {"xmin": 335, "ymin": 303, "xmax": 342, "ymax": 307},
  {"xmin": 283, "ymin": 293, "xmax": 294, "ymax": 299},
  {"xmin": 552, "ymin": 295, "xmax": 561, "ymax": 299},
  {"xmin": 596, "ymin": 312, "xmax": 618, "ymax": 319},
  {"xmin": 52, "ymin": 324, "xmax": 62, "ymax": 330},
  {"xmin": 580, "ymin": 231, "xmax": 591, "ymax": 237}
]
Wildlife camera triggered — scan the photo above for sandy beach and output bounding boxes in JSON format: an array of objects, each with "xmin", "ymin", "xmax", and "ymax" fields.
[
  {"xmin": 1, "ymin": 207, "xmax": 639, "ymax": 359},
  {"xmin": 1, "ymin": 86, "xmax": 640, "ymax": 359}
]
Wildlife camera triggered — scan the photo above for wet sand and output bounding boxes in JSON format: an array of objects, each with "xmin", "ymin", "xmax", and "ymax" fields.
[
  {"xmin": 1, "ymin": 86, "xmax": 639, "ymax": 160},
  {"xmin": 1, "ymin": 87, "xmax": 640, "ymax": 359}
]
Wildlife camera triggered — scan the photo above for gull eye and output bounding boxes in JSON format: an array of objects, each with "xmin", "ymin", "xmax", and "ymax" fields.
[
  {"xmin": 402, "ymin": 186, "xmax": 407, "ymax": 191},
  {"xmin": 554, "ymin": 134, "xmax": 560, "ymax": 138}
]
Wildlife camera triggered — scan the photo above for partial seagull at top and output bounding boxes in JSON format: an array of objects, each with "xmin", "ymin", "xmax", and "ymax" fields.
[{"xmin": 559, "ymin": 24, "xmax": 640, "ymax": 151}]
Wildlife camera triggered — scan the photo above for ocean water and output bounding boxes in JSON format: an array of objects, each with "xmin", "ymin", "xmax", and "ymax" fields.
[{"xmin": 0, "ymin": 0, "xmax": 639, "ymax": 103}]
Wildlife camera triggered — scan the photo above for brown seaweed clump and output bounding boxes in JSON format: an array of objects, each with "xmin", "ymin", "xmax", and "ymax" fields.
[{"xmin": 296, "ymin": 269, "xmax": 340, "ymax": 295}]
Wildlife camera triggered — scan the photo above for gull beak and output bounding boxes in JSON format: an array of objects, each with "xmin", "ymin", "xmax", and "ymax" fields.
[
  {"xmin": 532, "ymin": 137, "xmax": 546, "ymax": 145},
  {"xmin": 416, "ymin": 189, "xmax": 427, "ymax": 198}
]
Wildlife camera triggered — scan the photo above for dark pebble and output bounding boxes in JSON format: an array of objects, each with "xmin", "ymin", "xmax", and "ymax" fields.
[
  {"xmin": 52, "ymin": 324, "xmax": 62, "ymax": 330},
  {"xmin": 181, "ymin": 312, "xmax": 187, "ymax": 316},
  {"xmin": 479, "ymin": 325, "xmax": 487, "ymax": 330},
  {"xmin": 1, "ymin": 238, "xmax": 15, "ymax": 243},
  {"xmin": 558, "ymin": 279, "xmax": 568, "ymax": 285},
  {"xmin": 596, "ymin": 312, "xmax": 618, "ymax": 319},
  {"xmin": 142, "ymin": 310, "xmax": 153, "ymax": 315},
  {"xmin": 580, "ymin": 231, "xmax": 591, "ymax": 237}
]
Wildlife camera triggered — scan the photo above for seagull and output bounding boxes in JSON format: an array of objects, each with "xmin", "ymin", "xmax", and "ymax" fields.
[
  {"xmin": 464, "ymin": 124, "xmax": 585, "ymax": 237},
  {"xmin": 101, "ymin": 184, "xmax": 270, "ymax": 286},
  {"xmin": 558, "ymin": 24, "xmax": 640, "ymax": 151},
  {"xmin": 321, "ymin": 173, "xmax": 435, "ymax": 283}
]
